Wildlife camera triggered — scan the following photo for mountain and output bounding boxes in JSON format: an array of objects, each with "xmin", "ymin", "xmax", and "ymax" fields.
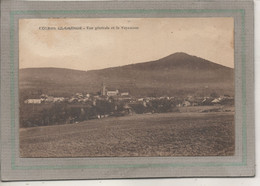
[{"xmin": 19, "ymin": 52, "xmax": 234, "ymax": 98}]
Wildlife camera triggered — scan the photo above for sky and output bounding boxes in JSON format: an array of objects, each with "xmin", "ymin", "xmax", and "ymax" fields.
[{"xmin": 19, "ymin": 17, "xmax": 234, "ymax": 70}]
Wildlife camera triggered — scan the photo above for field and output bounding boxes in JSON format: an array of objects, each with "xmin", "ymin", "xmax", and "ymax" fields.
[{"xmin": 20, "ymin": 111, "xmax": 234, "ymax": 157}]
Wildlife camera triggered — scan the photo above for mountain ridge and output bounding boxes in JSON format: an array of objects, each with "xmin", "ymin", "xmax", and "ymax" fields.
[
  {"xmin": 20, "ymin": 52, "xmax": 233, "ymax": 72},
  {"xmin": 19, "ymin": 52, "xmax": 234, "ymax": 98}
]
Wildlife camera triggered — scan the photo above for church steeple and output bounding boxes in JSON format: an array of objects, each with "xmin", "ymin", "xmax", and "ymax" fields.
[{"xmin": 101, "ymin": 82, "xmax": 106, "ymax": 96}]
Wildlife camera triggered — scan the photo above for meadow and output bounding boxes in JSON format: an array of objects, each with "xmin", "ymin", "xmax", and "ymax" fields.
[{"xmin": 20, "ymin": 111, "xmax": 234, "ymax": 157}]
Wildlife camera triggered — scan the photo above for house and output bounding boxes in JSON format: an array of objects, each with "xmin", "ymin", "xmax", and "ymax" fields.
[
  {"xmin": 120, "ymin": 92, "xmax": 129, "ymax": 96},
  {"xmin": 75, "ymin": 93, "xmax": 83, "ymax": 98},
  {"xmin": 45, "ymin": 96, "xmax": 54, "ymax": 103},
  {"xmin": 101, "ymin": 83, "xmax": 120, "ymax": 97},
  {"xmin": 212, "ymin": 98, "xmax": 221, "ymax": 103},
  {"xmin": 182, "ymin": 100, "xmax": 191, "ymax": 107},
  {"xmin": 107, "ymin": 90, "xmax": 119, "ymax": 97},
  {"xmin": 53, "ymin": 97, "xmax": 65, "ymax": 102},
  {"xmin": 201, "ymin": 97, "xmax": 214, "ymax": 105},
  {"xmin": 78, "ymin": 98, "xmax": 84, "ymax": 103},
  {"xmin": 68, "ymin": 98, "xmax": 77, "ymax": 103},
  {"xmin": 24, "ymin": 99, "xmax": 41, "ymax": 104}
]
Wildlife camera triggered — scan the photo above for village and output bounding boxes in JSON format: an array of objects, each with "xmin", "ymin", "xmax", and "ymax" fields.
[
  {"xmin": 24, "ymin": 85, "xmax": 234, "ymax": 107},
  {"xmin": 20, "ymin": 84, "xmax": 234, "ymax": 128}
]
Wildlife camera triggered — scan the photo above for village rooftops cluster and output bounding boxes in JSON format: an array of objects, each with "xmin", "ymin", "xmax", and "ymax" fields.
[
  {"xmin": 23, "ymin": 82, "xmax": 233, "ymax": 106},
  {"xmin": 24, "ymin": 94, "xmax": 65, "ymax": 104},
  {"xmin": 23, "ymin": 89, "xmax": 131, "ymax": 104},
  {"xmin": 24, "ymin": 91, "xmax": 234, "ymax": 107},
  {"xmin": 133, "ymin": 95, "xmax": 234, "ymax": 108},
  {"xmin": 21, "ymin": 92, "xmax": 234, "ymax": 128}
]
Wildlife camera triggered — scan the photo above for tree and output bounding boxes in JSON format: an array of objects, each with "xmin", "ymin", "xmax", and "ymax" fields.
[{"xmin": 210, "ymin": 92, "xmax": 218, "ymax": 98}]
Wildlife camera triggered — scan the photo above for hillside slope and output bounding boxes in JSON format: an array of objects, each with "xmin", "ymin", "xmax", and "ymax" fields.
[{"xmin": 19, "ymin": 52, "xmax": 234, "ymax": 97}]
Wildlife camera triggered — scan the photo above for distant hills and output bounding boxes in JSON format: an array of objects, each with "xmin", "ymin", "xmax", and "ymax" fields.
[{"xmin": 19, "ymin": 52, "xmax": 234, "ymax": 98}]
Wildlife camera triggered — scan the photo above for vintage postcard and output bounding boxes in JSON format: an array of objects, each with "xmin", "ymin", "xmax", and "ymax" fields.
[
  {"xmin": 1, "ymin": 0, "xmax": 254, "ymax": 181},
  {"xmin": 19, "ymin": 18, "xmax": 235, "ymax": 158}
]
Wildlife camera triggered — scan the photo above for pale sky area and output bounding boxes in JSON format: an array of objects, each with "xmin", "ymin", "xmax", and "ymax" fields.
[{"xmin": 19, "ymin": 18, "xmax": 234, "ymax": 70}]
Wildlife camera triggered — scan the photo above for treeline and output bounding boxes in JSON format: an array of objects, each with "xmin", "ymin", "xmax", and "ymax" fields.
[
  {"xmin": 130, "ymin": 98, "xmax": 178, "ymax": 114},
  {"xmin": 20, "ymin": 100, "xmax": 113, "ymax": 128},
  {"xmin": 20, "ymin": 98, "xmax": 179, "ymax": 128}
]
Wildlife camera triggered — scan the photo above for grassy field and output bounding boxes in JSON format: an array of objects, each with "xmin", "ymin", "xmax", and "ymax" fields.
[{"xmin": 20, "ymin": 111, "xmax": 234, "ymax": 157}]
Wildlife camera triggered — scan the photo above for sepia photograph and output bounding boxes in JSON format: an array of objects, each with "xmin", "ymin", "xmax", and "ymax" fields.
[{"xmin": 19, "ymin": 17, "xmax": 235, "ymax": 158}]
